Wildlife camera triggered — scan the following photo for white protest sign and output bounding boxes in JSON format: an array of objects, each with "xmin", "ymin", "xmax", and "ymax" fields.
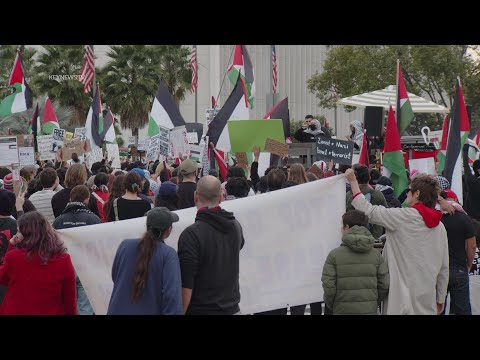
[
  {"xmin": 37, "ymin": 135, "xmax": 56, "ymax": 160},
  {"xmin": 409, "ymin": 157, "xmax": 436, "ymax": 175},
  {"xmin": 18, "ymin": 147, "xmax": 35, "ymax": 167},
  {"xmin": 170, "ymin": 125, "xmax": 190, "ymax": 158},
  {"xmin": 127, "ymin": 136, "xmax": 137, "ymax": 148},
  {"xmin": 187, "ymin": 132, "xmax": 199, "ymax": 144},
  {"xmin": 74, "ymin": 127, "xmax": 87, "ymax": 140},
  {"xmin": 106, "ymin": 143, "xmax": 121, "ymax": 169},
  {"xmin": 137, "ymin": 138, "xmax": 147, "ymax": 151},
  {"xmin": 87, "ymin": 147, "xmax": 103, "ymax": 165},
  {"xmin": 199, "ymin": 135, "xmax": 210, "ymax": 176},
  {"xmin": 0, "ymin": 136, "xmax": 19, "ymax": 166},
  {"xmin": 53, "ymin": 128, "xmax": 66, "ymax": 152},
  {"xmin": 159, "ymin": 127, "xmax": 170, "ymax": 157},
  {"xmin": 146, "ymin": 134, "xmax": 160, "ymax": 163},
  {"xmin": 59, "ymin": 175, "xmax": 345, "ymax": 315}
]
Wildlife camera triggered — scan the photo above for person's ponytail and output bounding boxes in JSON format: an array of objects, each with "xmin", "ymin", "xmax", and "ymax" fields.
[{"xmin": 131, "ymin": 227, "xmax": 161, "ymax": 302}]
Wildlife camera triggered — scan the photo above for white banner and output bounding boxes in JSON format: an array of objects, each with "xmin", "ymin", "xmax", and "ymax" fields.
[
  {"xmin": 170, "ymin": 125, "xmax": 190, "ymax": 159},
  {"xmin": 37, "ymin": 135, "xmax": 55, "ymax": 161},
  {"xmin": 106, "ymin": 144, "xmax": 121, "ymax": 169},
  {"xmin": 18, "ymin": 146, "xmax": 35, "ymax": 167},
  {"xmin": 59, "ymin": 175, "xmax": 345, "ymax": 315}
]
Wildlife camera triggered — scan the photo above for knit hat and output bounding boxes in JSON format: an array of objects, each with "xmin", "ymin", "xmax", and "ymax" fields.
[
  {"xmin": 179, "ymin": 159, "xmax": 198, "ymax": 175},
  {"xmin": 3, "ymin": 173, "xmax": 26, "ymax": 193},
  {"xmin": 434, "ymin": 175, "xmax": 450, "ymax": 191},
  {"xmin": 146, "ymin": 207, "xmax": 179, "ymax": 232},
  {"xmin": 0, "ymin": 189, "xmax": 16, "ymax": 216}
]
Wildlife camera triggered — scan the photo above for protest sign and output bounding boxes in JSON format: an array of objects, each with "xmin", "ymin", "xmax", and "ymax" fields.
[
  {"xmin": 227, "ymin": 120, "xmax": 284, "ymax": 153},
  {"xmin": 408, "ymin": 157, "xmax": 436, "ymax": 175},
  {"xmin": 187, "ymin": 132, "xmax": 199, "ymax": 144},
  {"xmin": 87, "ymin": 147, "xmax": 103, "ymax": 165},
  {"xmin": 0, "ymin": 136, "xmax": 19, "ymax": 166},
  {"xmin": 264, "ymin": 138, "xmax": 289, "ymax": 157},
  {"xmin": 106, "ymin": 143, "xmax": 121, "ymax": 169},
  {"xmin": 74, "ymin": 127, "xmax": 87, "ymax": 140},
  {"xmin": 57, "ymin": 138, "xmax": 89, "ymax": 160},
  {"xmin": 52, "ymin": 128, "xmax": 66, "ymax": 152},
  {"xmin": 170, "ymin": 125, "xmax": 190, "ymax": 158},
  {"xmin": 146, "ymin": 134, "xmax": 160, "ymax": 162},
  {"xmin": 37, "ymin": 135, "xmax": 55, "ymax": 161},
  {"xmin": 59, "ymin": 175, "xmax": 345, "ymax": 315},
  {"xmin": 189, "ymin": 144, "xmax": 201, "ymax": 162},
  {"xmin": 137, "ymin": 138, "xmax": 147, "ymax": 151},
  {"xmin": 199, "ymin": 135, "xmax": 210, "ymax": 176},
  {"xmin": 315, "ymin": 136, "xmax": 354, "ymax": 165},
  {"xmin": 65, "ymin": 131, "xmax": 74, "ymax": 141},
  {"xmin": 18, "ymin": 147, "xmax": 35, "ymax": 167},
  {"xmin": 17, "ymin": 134, "xmax": 34, "ymax": 147},
  {"xmin": 159, "ymin": 127, "xmax": 170, "ymax": 157},
  {"xmin": 127, "ymin": 136, "xmax": 137, "ymax": 148}
]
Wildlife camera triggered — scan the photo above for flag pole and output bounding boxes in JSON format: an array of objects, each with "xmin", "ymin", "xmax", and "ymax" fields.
[
  {"xmin": 271, "ymin": 45, "xmax": 276, "ymax": 108},
  {"xmin": 396, "ymin": 59, "xmax": 400, "ymax": 134},
  {"xmin": 194, "ymin": 45, "xmax": 198, "ymax": 125},
  {"xmin": 92, "ymin": 45, "xmax": 96, "ymax": 98}
]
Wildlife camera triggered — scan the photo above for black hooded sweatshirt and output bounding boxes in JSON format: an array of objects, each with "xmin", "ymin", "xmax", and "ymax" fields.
[{"xmin": 178, "ymin": 207, "xmax": 245, "ymax": 315}]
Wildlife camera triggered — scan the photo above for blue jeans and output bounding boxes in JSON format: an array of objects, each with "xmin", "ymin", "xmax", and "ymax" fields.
[
  {"xmin": 447, "ymin": 268, "xmax": 471, "ymax": 315},
  {"xmin": 75, "ymin": 272, "xmax": 94, "ymax": 315}
]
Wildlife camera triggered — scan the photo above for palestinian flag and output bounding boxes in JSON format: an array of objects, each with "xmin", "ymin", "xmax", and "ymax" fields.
[
  {"xmin": 263, "ymin": 97, "xmax": 290, "ymax": 139},
  {"xmin": 104, "ymin": 107, "xmax": 117, "ymax": 144},
  {"xmin": 382, "ymin": 105, "xmax": 408, "ymax": 197},
  {"xmin": 30, "ymin": 103, "xmax": 41, "ymax": 152},
  {"xmin": 148, "ymin": 80, "xmax": 185, "ymax": 136},
  {"xmin": 212, "ymin": 145, "xmax": 228, "ymax": 182},
  {"xmin": 206, "ymin": 73, "xmax": 249, "ymax": 153},
  {"xmin": 0, "ymin": 50, "xmax": 33, "ymax": 117},
  {"xmin": 396, "ymin": 61, "xmax": 414, "ymax": 135},
  {"xmin": 85, "ymin": 83, "xmax": 104, "ymax": 149},
  {"xmin": 436, "ymin": 115, "xmax": 449, "ymax": 175},
  {"xmin": 358, "ymin": 130, "xmax": 369, "ymax": 167},
  {"xmin": 227, "ymin": 45, "xmax": 255, "ymax": 109},
  {"xmin": 41, "ymin": 97, "xmax": 60, "ymax": 135},
  {"xmin": 443, "ymin": 78, "xmax": 470, "ymax": 205}
]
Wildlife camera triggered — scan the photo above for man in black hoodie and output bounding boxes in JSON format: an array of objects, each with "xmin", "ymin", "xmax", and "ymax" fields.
[
  {"xmin": 53, "ymin": 184, "xmax": 100, "ymax": 315},
  {"xmin": 177, "ymin": 175, "xmax": 245, "ymax": 315}
]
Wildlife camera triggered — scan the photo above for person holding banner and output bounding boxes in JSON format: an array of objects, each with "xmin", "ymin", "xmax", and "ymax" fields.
[
  {"xmin": 345, "ymin": 168, "xmax": 451, "ymax": 315},
  {"xmin": 108, "ymin": 207, "xmax": 182, "ymax": 315}
]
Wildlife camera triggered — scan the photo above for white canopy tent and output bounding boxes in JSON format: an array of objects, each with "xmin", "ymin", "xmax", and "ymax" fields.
[{"xmin": 337, "ymin": 85, "xmax": 449, "ymax": 113}]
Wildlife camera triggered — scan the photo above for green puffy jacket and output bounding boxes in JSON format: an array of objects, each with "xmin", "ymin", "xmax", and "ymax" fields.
[{"xmin": 321, "ymin": 225, "xmax": 389, "ymax": 315}]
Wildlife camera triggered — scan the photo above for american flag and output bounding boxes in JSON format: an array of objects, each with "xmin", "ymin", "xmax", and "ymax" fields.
[
  {"xmin": 190, "ymin": 45, "xmax": 198, "ymax": 92},
  {"xmin": 79, "ymin": 45, "xmax": 95, "ymax": 93},
  {"xmin": 272, "ymin": 45, "xmax": 278, "ymax": 93}
]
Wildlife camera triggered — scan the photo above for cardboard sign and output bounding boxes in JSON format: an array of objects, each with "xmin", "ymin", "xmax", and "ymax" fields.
[
  {"xmin": 315, "ymin": 136, "xmax": 354, "ymax": 165},
  {"xmin": 227, "ymin": 120, "xmax": 285, "ymax": 153},
  {"xmin": 0, "ymin": 136, "xmax": 19, "ymax": 166},
  {"xmin": 264, "ymin": 138, "xmax": 289, "ymax": 157},
  {"xmin": 235, "ymin": 152, "xmax": 248, "ymax": 168},
  {"xmin": 18, "ymin": 147, "xmax": 35, "ymax": 167},
  {"xmin": 57, "ymin": 138, "xmax": 89, "ymax": 160},
  {"xmin": 74, "ymin": 127, "xmax": 87, "ymax": 141}
]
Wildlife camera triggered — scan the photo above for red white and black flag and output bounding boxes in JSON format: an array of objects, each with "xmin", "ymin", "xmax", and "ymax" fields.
[{"xmin": 79, "ymin": 45, "xmax": 95, "ymax": 93}]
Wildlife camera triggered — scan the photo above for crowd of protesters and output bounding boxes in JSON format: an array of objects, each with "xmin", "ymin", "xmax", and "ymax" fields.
[{"xmin": 0, "ymin": 138, "xmax": 479, "ymax": 315}]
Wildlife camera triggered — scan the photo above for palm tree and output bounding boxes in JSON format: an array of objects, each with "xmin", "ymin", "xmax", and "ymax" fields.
[
  {"xmin": 153, "ymin": 45, "xmax": 192, "ymax": 105},
  {"xmin": 0, "ymin": 45, "xmax": 37, "ymax": 98},
  {"xmin": 0, "ymin": 96, "xmax": 74, "ymax": 135},
  {"xmin": 99, "ymin": 45, "xmax": 160, "ymax": 137},
  {"xmin": 30, "ymin": 45, "xmax": 91, "ymax": 126}
]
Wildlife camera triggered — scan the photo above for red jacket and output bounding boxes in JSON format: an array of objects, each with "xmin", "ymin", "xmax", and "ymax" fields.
[
  {"xmin": 0, "ymin": 248, "xmax": 77, "ymax": 315},
  {"xmin": 93, "ymin": 190, "xmax": 109, "ymax": 222}
]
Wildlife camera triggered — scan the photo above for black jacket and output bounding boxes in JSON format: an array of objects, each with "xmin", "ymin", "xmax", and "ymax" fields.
[
  {"xmin": 52, "ymin": 188, "xmax": 99, "ymax": 219},
  {"xmin": 52, "ymin": 202, "xmax": 101, "ymax": 230},
  {"xmin": 177, "ymin": 208, "xmax": 245, "ymax": 315},
  {"xmin": 379, "ymin": 188, "xmax": 402, "ymax": 208}
]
